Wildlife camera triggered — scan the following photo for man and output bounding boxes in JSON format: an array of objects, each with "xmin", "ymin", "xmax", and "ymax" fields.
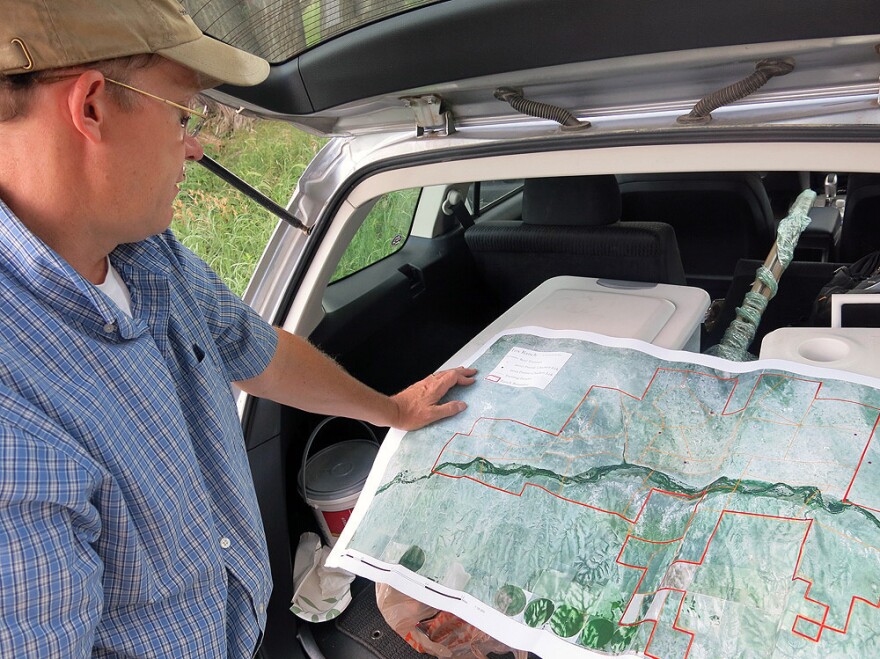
[{"xmin": 0, "ymin": 1, "xmax": 476, "ymax": 656}]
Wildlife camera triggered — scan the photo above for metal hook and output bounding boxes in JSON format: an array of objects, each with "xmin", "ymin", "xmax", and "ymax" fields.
[{"xmin": 10, "ymin": 38, "xmax": 34, "ymax": 71}]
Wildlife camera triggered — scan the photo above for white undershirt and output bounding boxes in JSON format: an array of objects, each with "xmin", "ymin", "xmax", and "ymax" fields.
[{"xmin": 96, "ymin": 257, "xmax": 133, "ymax": 318}]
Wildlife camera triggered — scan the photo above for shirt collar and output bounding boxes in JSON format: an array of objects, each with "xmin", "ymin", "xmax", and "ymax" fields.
[{"xmin": 0, "ymin": 197, "xmax": 145, "ymax": 339}]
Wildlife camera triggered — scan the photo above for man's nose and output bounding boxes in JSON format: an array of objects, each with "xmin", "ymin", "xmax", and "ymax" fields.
[{"xmin": 184, "ymin": 134, "xmax": 204, "ymax": 161}]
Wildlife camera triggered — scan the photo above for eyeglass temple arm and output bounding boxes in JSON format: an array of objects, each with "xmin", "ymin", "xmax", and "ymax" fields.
[{"xmin": 197, "ymin": 155, "xmax": 311, "ymax": 236}]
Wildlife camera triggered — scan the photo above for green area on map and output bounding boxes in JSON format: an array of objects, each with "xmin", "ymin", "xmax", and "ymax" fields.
[{"xmin": 349, "ymin": 333, "xmax": 880, "ymax": 657}]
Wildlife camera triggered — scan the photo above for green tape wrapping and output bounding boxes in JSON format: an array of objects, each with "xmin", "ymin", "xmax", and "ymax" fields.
[{"xmin": 706, "ymin": 189, "xmax": 817, "ymax": 361}]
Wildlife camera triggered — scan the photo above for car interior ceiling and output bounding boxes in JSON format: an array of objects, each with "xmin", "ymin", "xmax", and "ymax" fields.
[{"xmin": 252, "ymin": 169, "xmax": 874, "ymax": 659}]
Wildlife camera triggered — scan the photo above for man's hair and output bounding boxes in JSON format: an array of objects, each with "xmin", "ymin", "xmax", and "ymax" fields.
[{"xmin": 0, "ymin": 54, "xmax": 161, "ymax": 122}]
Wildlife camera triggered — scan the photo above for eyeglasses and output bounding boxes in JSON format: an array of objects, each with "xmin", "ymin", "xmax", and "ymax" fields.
[
  {"xmin": 104, "ymin": 78, "xmax": 209, "ymax": 138},
  {"xmin": 36, "ymin": 72, "xmax": 210, "ymax": 138}
]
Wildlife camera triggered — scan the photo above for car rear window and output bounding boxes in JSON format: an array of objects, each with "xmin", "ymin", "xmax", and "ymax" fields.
[{"xmin": 184, "ymin": 0, "xmax": 447, "ymax": 63}]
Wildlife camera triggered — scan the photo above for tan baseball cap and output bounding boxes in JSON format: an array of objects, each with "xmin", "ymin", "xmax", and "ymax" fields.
[{"xmin": 0, "ymin": 0, "xmax": 269, "ymax": 87}]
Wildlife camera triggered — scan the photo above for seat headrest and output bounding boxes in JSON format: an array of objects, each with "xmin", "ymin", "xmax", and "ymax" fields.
[{"xmin": 522, "ymin": 175, "xmax": 621, "ymax": 226}]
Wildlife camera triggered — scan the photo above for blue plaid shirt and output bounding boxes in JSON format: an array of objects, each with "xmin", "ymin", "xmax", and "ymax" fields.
[{"xmin": 0, "ymin": 199, "xmax": 279, "ymax": 657}]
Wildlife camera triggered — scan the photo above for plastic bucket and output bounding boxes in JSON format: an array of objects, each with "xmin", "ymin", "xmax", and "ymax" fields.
[{"xmin": 297, "ymin": 417, "xmax": 379, "ymax": 546}]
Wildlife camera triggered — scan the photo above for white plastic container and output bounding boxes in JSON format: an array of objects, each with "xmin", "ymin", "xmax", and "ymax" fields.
[
  {"xmin": 760, "ymin": 327, "xmax": 880, "ymax": 379},
  {"xmin": 445, "ymin": 276, "xmax": 709, "ymax": 367},
  {"xmin": 298, "ymin": 417, "xmax": 379, "ymax": 546},
  {"xmin": 830, "ymin": 293, "xmax": 880, "ymax": 328}
]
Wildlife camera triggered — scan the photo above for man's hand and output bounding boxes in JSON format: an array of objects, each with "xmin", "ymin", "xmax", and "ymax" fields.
[
  {"xmin": 390, "ymin": 367, "xmax": 477, "ymax": 431},
  {"xmin": 238, "ymin": 329, "xmax": 477, "ymax": 431}
]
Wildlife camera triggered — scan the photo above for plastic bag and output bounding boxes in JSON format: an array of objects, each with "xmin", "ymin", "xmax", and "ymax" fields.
[
  {"xmin": 375, "ymin": 582, "xmax": 528, "ymax": 659},
  {"xmin": 812, "ymin": 250, "xmax": 880, "ymax": 325},
  {"xmin": 289, "ymin": 532, "xmax": 354, "ymax": 622}
]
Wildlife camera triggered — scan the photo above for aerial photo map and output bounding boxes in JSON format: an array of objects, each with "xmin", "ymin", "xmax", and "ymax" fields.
[{"xmin": 328, "ymin": 328, "xmax": 880, "ymax": 658}]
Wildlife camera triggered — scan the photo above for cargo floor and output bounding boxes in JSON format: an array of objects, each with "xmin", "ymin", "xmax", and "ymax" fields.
[{"xmin": 304, "ymin": 579, "xmax": 535, "ymax": 659}]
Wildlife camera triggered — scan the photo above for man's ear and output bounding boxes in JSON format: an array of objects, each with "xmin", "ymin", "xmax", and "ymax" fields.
[{"xmin": 67, "ymin": 71, "xmax": 110, "ymax": 144}]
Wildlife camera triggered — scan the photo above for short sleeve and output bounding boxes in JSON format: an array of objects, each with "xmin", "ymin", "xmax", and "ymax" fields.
[{"xmin": 160, "ymin": 232, "xmax": 279, "ymax": 382}]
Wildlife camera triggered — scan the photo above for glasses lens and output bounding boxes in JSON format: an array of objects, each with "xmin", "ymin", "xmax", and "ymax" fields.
[{"xmin": 187, "ymin": 105, "xmax": 209, "ymax": 138}]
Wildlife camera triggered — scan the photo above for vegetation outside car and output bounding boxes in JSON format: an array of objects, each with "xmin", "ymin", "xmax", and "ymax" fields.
[
  {"xmin": 173, "ymin": 115, "xmax": 322, "ymax": 296},
  {"xmin": 173, "ymin": 115, "xmax": 418, "ymax": 296}
]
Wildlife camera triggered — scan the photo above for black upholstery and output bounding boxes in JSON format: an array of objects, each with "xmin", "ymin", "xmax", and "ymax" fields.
[
  {"xmin": 520, "ymin": 173, "xmax": 622, "ymax": 226},
  {"xmin": 704, "ymin": 259, "xmax": 844, "ymax": 351},
  {"xmin": 838, "ymin": 173, "xmax": 880, "ymax": 262},
  {"xmin": 464, "ymin": 176, "xmax": 686, "ymax": 309},
  {"xmin": 761, "ymin": 171, "xmax": 811, "ymax": 219},
  {"xmin": 617, "ymin": 172, "xmax": 776, "ymax": 298}
]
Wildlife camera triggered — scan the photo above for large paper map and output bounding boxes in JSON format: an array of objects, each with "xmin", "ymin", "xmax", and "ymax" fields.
[{"xmin": 328, "ymin": 328, "xmax": 880, "ymax": 658}]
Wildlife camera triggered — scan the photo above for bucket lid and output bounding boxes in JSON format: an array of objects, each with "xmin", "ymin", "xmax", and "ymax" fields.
[{"xmin": 299, "ymin": 439, "xmax": 379, "ymax": 502}]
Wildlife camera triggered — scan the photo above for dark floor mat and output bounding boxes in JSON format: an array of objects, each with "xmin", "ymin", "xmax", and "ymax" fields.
[{"xmin": 334, "ymin": 584, "xmax": 422, "ymax": 659}]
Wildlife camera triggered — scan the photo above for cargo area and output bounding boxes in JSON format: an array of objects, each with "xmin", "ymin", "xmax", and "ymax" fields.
[{"xmin": 245, "ymin": 171, "xmax": 880, "ymax": 658}]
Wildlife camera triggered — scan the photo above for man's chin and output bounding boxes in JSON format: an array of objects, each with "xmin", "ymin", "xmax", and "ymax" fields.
[{"xmin": 122, "ymin": 216, "xmax": 175, "ymax": 245}]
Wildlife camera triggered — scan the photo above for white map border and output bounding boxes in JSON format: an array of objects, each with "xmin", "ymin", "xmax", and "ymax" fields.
[{"xmin": 327, "ymin": 326, "xmax": 880, "ymax": 658}]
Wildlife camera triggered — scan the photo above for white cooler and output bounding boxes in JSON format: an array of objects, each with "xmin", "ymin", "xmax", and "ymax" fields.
[
  {"xmin": 760, "ymin": 328, "xmax": 880, "ymax": 379},
  {"xmin": 445, "ymin": 276, "xmax": 710, "ymax": 367},
  {"xmin": 760, "ymin": 293, "xmax": 880, "ymax": 379}
]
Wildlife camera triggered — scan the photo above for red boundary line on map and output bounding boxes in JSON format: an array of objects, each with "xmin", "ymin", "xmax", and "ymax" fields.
[
  {"xmin": 428, "ymin": 366, "xmax": 880, "ymax": 657},
  {"xmin": 616, "ymin": 507, "xmax": 812, "ymax": 658}
]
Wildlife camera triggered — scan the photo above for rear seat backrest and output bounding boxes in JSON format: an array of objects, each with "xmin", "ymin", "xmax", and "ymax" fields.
[
  {"xmin": 838, "ymin": 173, "xmax": 880, "ymax": 262},
  {"xmin": 616, "ymin": 172, "xmax": 777, "ymax": 299},
  {"xmin": 464, "ymin": 175, "xmax": 686, "ymax": 310}
]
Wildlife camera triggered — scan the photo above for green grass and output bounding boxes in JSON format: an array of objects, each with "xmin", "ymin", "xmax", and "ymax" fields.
[
  {"xmin": 331, "ymin": 187, "xmax": 420, "ymax": 282},
  {"xmin": 303, "ymin": 2, "xmax": 322, "ymax": 46},
  {"xmin": 172, "ymin": 119, "xmax": 325, "ymax": 296},
  {"xmin": 173, "ymin": 116, "xmax": 420, "ymax": 296}
]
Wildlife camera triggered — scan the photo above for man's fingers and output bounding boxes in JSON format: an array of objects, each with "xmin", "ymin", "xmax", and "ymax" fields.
[
  {"xmin": 421, "ymin": 368, "xmax": 475, "ymax": 422},
  {"xmin": 433, "ymin": 366, "xmax": 477, "ymax": 388},
  {"xmin": 455, "ymin": 367, "xmax": 478, "ymax": 384},
  {"xmin": 392, "ymin": 367, "xmax": 477, "ymax": 430},
  {"xmin": 426, "ymin": 399, "xmax": 467, "ymax": 423}
]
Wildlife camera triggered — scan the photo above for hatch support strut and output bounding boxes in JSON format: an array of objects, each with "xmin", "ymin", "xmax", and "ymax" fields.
[{"xmin": 197, "ymin": 154, "xmax": 311, "ymax": 236}]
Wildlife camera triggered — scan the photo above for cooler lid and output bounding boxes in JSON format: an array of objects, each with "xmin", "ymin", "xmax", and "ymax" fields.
[{"xmin": 514, "ymin": 286, "xmax": 676, "ymax": 343}]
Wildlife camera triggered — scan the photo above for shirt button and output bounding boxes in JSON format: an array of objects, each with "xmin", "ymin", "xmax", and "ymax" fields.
[
  {"xmin": 258, "ymin": 604, "xmax": 265, "ymax": 614},
  {"xmin": 219, "ymin": 537, "xmax": 231, "ymax": 549},
  {"xmin": 103, "ymin": 322, "xmax": 116, "ymax": 333}
]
